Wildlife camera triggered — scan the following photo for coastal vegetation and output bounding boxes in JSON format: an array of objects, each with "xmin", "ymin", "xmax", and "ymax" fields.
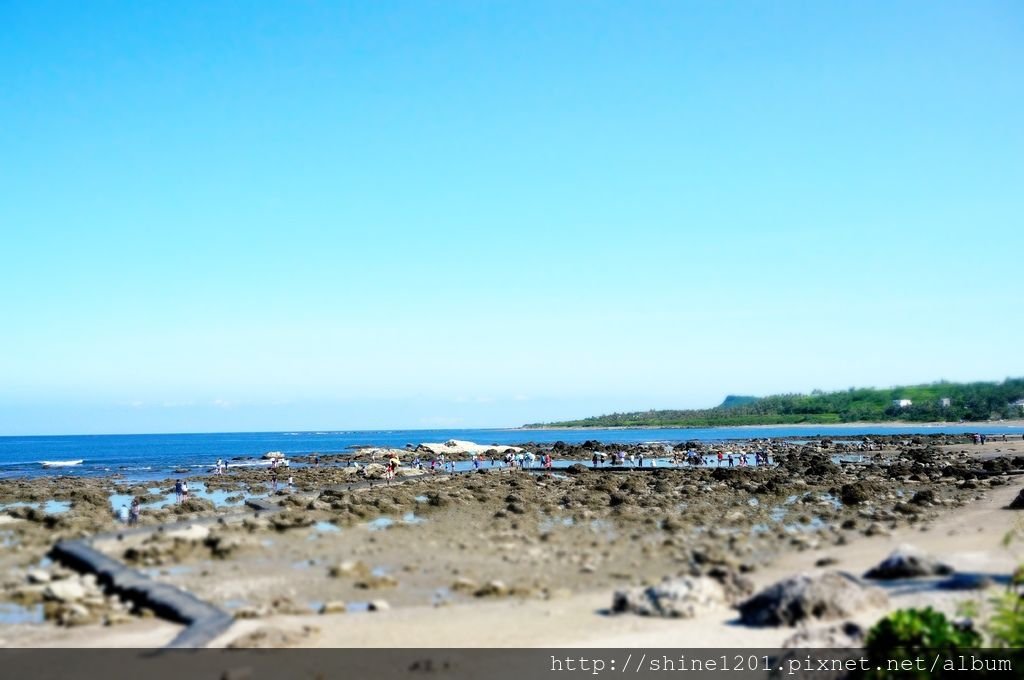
[{"xmin": 527, "ymin": 378, "xmax": 1024, "ymax": 428}]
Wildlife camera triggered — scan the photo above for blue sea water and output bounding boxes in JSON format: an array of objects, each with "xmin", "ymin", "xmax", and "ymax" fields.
[{"xmin": 1, "ymin": 424, "xmax": 1021, "ymax": 481}]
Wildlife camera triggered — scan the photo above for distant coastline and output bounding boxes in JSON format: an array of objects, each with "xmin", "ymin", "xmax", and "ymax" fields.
[
  {"xmin": 523, "ymin": 378, "xmax": 1024, "ymax": 429},
  {"xmin": 519, "ymin": 419, "xmax": 1024, "ymax": 431}
]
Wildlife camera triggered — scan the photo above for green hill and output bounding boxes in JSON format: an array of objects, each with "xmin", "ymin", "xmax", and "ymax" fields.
[{"xmin": 525, "ymin": 378, "xmax": 1024, "ymax": 428}]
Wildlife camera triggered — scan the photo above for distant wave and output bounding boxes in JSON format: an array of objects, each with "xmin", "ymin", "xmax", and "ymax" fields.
[{"xmin": 40, "ymin": 459, "xmax": 84, "ymax": 468}]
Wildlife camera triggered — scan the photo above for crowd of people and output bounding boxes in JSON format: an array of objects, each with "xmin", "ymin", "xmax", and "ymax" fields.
[{"xmin": 587, "ymin": 449, "xmax": 773, "ymax": 469}]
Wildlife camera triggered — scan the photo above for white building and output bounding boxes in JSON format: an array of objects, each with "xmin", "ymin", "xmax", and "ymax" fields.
[
  {"xmin": 1012, "ymin": 398, "xmax": 1024, "ymax": 413},
  {"xmin": 940, "ymin": 397, "xmax": 952, "ymax": 408},
  {"xmin": 892, "ymin": 399, "xmax": 913, "ymax": 408}
]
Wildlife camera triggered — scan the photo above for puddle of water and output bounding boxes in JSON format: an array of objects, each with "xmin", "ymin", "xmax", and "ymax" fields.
[
  {"xmin": 223, "ymin": 599, "xmax": 250, "ymax": 610},
  {"xmin": 783, "ymin": 516, "xmax": 827, "ymax": 533},
  {"xmin": 747, "ymin": 498, "xmax": 760, "ymax": 507},
  {"xmin": 0, "ymin": 602, "xmax": 44, "ymax": 625},
  {"xmin": 260, "ymin": 539, "xmax": 275, "ymax": 548},
  {"xmin": 0, "ymin": 500, "xmax": 70, "ymax": 515},
  {"xmin": 539, "ymin": 515, "xmax": 575, "ymax": 532},
  {"xmin": 0, "ymin": 530, "xmax": 17, "ymax": 548},
  {"xmin": 346, "ymin": 601, "xmax": 370, "ymax": 613},
  {"xmin": 414, "ymin": 495, "xmax": 429, "ymax": 503},
  {"xmin": 820, "ymin": 493, "xmax": 842, "ymax": 509},
  {"xmin": 109, "ymin": 482, "xmax": 251, "ymax": 513},
  {"xmin": 313, "ymin": 521, "xmax": 340, "ymax": 533},
  {"xmin": 366, "ymin": 513, "xmax": 426, "ymax": 531}
]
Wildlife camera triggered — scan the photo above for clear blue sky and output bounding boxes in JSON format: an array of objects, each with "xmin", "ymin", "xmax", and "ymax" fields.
[{"xmin": 2, "ymin": 2, "xmax": 1022, "ymax": 435}]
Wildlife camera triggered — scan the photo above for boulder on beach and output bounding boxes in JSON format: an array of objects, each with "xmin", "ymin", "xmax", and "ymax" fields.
[
  {"xmin": 1008, "ymin": 489, "xmax": 1024, "ymax": 509},
  {"xmin": 737, "ymin": 571, "xmax": 888, "ymax": 627},
  {"xmin": 864, "ymin": 545, "xmax": 953, "ymax": 580},
  {"xmin": 612, "ymin": 577, "xmax": 726, "ymax": 618},
  {"xmin": 782, "ymin": 621, "xmax": 866, "ymax": 648}
]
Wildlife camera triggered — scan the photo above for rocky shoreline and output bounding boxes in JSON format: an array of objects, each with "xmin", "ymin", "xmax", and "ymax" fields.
[{"xmin": 1, "ymin": 433, "xmax": 1023, "ymax": 646}]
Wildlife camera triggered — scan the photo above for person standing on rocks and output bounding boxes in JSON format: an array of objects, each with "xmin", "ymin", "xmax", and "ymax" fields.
[
  {"xmin": 129, "ymin": 497, "xmax": 141, "ymax": 526},
  {"xmin": 174, "ymin": 478, "xmax": 183, "ymax": 504}
]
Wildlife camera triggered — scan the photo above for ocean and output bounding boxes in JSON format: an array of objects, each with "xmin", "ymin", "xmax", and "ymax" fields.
[{"xmin": 2, "ymin": 424, "xmax": 1022, "ymax": 481}]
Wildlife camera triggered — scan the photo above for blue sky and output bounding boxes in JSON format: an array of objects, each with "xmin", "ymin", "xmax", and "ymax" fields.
[{"xmin": 1, "ymin": 2, "xmax": 1022, "ymax": 435}]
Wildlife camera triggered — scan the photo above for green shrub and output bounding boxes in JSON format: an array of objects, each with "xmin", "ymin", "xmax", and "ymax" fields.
[{"xmin": 866, "ymin": 606, "xmax": 982, "ymax": 650}]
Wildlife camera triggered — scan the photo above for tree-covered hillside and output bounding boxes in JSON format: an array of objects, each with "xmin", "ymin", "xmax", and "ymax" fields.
[{"xmin": 526, "ymin": 378, "xmax": 1024, "ymax": 428}]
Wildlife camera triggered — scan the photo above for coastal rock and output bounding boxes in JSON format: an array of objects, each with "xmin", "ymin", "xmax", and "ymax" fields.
[
  {"xmin": 328, "ymin": 560, "xmax": 371, "ymax": 578},
  {"xmin": 319, "ymin": 601, "xmax": 347, "ymax": 614},
  {"xmin": 738, "ymin": 571, "xmax": 888, "ymax": 627},
  {"xmin": 69, "ymin": 488, "xmax": 109, "ymax": 508},
  {"xmin": 418, "ymin": 440, "xmax": 521, "ymax": 456},
  {"xmin": 1008, "ymin": 489, "xmax": 1024, "ymax": 509},
  {"xmin": 50, "ymin": 602, "xmax": 98, "ymax": 627},
  {"xmin": 706, "ymin": 565, "xmax": 755, "ymax": 602},
  {"xmin": 43, "ymin": 580, "xmax": 87, "ymax": 603},
  {"xmin": 205, "ymin": 533, "xmax": 254, "ymax": 558},
  {"xmin": 910, "ymin": 490, "xmax": 937, "ymax": 506},
  {"xmin": 474, "ymin": 580, "xmax": 510, "ymax": 598},
  {"xmin": 612, "ymin": 577, "xmax": 726, "ymax": 618},
  {"xmin": 270, "ymin": 510, "xmax": 315, "ymax": 531},
  {"xmin": 368, "ymin": 600, "xmax": 390, "ymax": 612},
  {"xmin": 782, "ymin": 621, "xmax": 866, "ymax": 648},
  {"xmin": 451, "ymin": 577, "xmax": 478, "ymax": 593},
  {"xmin": 840, "ymin": 482, "xmax": 880, "ymax": 506},
  {"xmin": 227, "ymin": 625, "xmax": 319, "ymax": 648},
  {"xmin": 361, "ymin": 464, "xmax": 388, "ymax": 479},
  {"xmin": 865, "ymin": 546, "xmax": 953, "ymax": 580},
  {"xmin": 173, "ymin": 498, "xmax": 216, "ymax": 514},
  {"xmin": 9, "ymin": 584, "xmax": 47, "ymax": 605},
  {"xmin": 26, "ymin": 569, "xmax": 52, "ymax": 584},
  {"xmin": 354, "ymin": 574, "xmax": 398, "ymax": 590}
]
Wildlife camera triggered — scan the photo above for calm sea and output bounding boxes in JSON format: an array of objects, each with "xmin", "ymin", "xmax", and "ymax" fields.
[{"xmin": 1, "ymin": 424, "xmax": 1022, "ymax": 481}]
